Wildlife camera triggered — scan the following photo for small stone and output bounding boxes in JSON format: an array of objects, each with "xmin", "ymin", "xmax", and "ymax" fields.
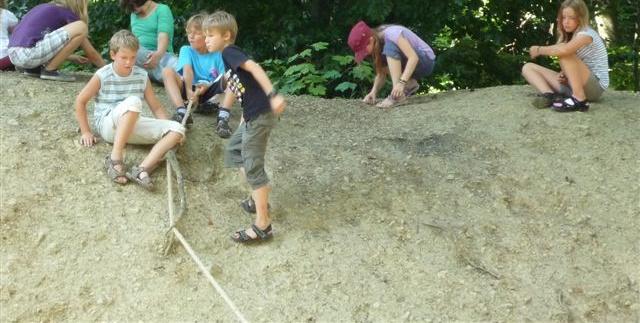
[
  {"xmin": 36, "ymin": 229, "xmax": 48, "ymax": 245},
  {"xmin": 46, "ymin": 243, "xmax": 60, "ymax": 255},
  {"xmin": 7, "ymin": 119, "xmax": 18, "ymax": 126},
  {"xmin": 209, "ymin": 263, "xmax": 223, "ymax": 276}
]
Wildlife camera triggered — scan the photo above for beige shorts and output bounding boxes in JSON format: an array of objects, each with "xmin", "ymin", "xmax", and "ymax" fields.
[
  {"xmin": 559, "ymin": 72, "xmax": 605, "ymax": 102},
  {"xmin": 98, "ymin": 96, "xmax": 185, "ymax": 145}
]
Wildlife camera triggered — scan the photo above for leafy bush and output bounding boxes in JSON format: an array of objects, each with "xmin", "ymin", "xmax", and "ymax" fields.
[
  {"xmin": 608, "ymin": 45, "xmax": 639, "ymax": 91},
  {"xmin": 262, "ymin": 42, "xmax": 374, "ymax": 98},
  {"xmin": 6, "ymin": 0, "xmax": 637, "ymax": 93}
]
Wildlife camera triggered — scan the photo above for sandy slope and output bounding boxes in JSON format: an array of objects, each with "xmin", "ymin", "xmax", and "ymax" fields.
[{"xmin": 1, "ymin": 71, "xmax": 639, "ymax": 322}]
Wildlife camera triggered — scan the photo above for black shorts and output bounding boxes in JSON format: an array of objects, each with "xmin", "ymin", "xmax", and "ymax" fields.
[{"xmin": 181, "ymin": 80, "xmax": 223, "ymax": 103}]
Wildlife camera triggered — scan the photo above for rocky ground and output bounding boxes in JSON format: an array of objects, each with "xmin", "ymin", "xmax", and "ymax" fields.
[{"xmin": 1, "ymin": 70, "xmax": 639, "ymax": 322}]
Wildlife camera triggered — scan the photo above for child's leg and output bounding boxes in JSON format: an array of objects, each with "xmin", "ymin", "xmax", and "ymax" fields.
[
  {"xmin": 558, "ymin": 55, "xmax": 591, "ymax": 101},
  {"xmin": 120, "ymin": 115, "xmax": 185, "ymax": 184},
  {"xmin": 111, "ymin": 110, "xmax": 139, "ymax": 162},
  {"xmin": 230, "ymin": 113, "xmax": 276, "ymax": 242},
  {"xmin": 162, "ymin": 67, "xmax": 185, "ymax": 108},
  {"xmin": 521, "ymin": 62, "xmax": 563, "ymax": 94},
  {"xmin": 137, "ymin": 131, "xmax": 183, "ymax": 175},
  {"xmin": 110, "ymin": 109, "xmax": 139, "ymax": 185},
  {"xmin": 44, "ymin": 21, "xmax": 88, "ymax": 71},
  {"xmin": 252, "ymin": 185, "xmax": 271, "ymax": 230}
]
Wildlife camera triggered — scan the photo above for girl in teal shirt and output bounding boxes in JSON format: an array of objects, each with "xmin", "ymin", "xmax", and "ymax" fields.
[{"xmin": 120, "ymin": 0, "xmax": 176, "ymax": 82}]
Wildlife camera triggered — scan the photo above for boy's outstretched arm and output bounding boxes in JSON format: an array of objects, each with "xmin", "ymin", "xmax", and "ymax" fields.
[
  {"xmin": 75, "ymin": 75, "xmax": 101, "ymax": 147},
  {"xmin": 182, "ymin": 64, "xmax": 196, "ymax": 100},
  {"xmin": 240, "ymin": 60, "xmax": 286, "ymax": 115},
  {"xmin": 144, "ymin": 79, "xmax": 170, "ymax": 120}
]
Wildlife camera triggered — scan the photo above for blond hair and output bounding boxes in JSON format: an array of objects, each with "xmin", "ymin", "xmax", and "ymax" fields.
[
  {"xmin": 51, "ymin": 0, "xmax": 89, "ymax": 23},
  {"xmin": 186, "ymin": 12, "xmax": 208, "ymax": 31},
  {"xmin": 203, "ymin": 10, "xmax": 238, "ymax": 43},
  {"xmin": 109, "ymin": 29, "xmax": 139, "ymax": 53},
  {"xmin": 556, "ymin": 0, "xmax": 590, "ymax": 43}
]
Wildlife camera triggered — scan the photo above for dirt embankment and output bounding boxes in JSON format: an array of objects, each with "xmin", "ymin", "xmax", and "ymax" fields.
[{"xmin": 1, "ymin": 71, "xmax": 639, "ymax": 322}]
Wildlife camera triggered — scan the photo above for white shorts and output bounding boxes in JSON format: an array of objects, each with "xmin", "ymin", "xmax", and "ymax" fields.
[
  {"xmin": 8, "ymin": 27, "xmax": 70, "ymax": 68},
  {"xmin": 98, "ymin": 96, "xmax": 185, "ymax": 145}
]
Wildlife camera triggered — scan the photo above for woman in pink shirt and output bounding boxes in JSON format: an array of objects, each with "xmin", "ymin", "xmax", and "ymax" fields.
[{"xmin": 348, "ymin": 21, "xmax": 436, "ymax": 108}]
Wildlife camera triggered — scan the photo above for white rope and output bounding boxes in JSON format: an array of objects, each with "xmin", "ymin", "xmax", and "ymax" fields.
[
  {"xmin": 163, "ymin": 87, "xmax": 250, "ymax": 322},
  {"xmin": 171, "ymin": 227, "xmax": 249, "ymax": 323}
]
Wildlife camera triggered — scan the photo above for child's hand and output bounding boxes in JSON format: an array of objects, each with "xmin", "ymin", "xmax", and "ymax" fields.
[
  {"xmin": 391, "ymin": 83, "xmax": 406, "ymax": 99},
  {"xmin": 529, "ymin": 46, "xmax": 540, "ymax": 59},
  {"xmin": 69, "ymin": 54, "xmax": 89, "ymax": 64},
  {"xmin": 80, "ymin": 132, "xmax": 97, "ymax": 147},
  {"xmin": 270, "ymin": 94, "xmax": 286, "ymax": 116},
  {"xmin": 363, "ymin": 92, "xmax": 376, "ymax": 105},
  {"xmin": 144, "ymin": 51, "xmax": 162, "ymax": 69},
  {"xmin": 191, "ymin": 84, "xmax": 207, "ymax": 101},
  {"xmin": 558, "ymin": 72, "xmax": 568, "ymax": 84}
]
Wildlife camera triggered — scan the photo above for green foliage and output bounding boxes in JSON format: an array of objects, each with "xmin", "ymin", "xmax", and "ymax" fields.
[
  {"xmin": 6, "ymin": 0, "xmax": 638, "ymax": 93},
  {"xmin": 88, "ymin": 0, "xmax": 129, "ymax": 57},
  {"xmin": 263, "ymin": 42, "xmax": 374, "ymax": 98},
  {"xmin": 608, "ymin": 45, "xmax": 639, "ymax": 90}
]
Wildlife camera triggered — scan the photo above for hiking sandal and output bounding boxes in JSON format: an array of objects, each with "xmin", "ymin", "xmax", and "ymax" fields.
[
  {"xmin": 240, "ymin": 197, "xmax": 271, "ymax": 214},
  {"xmin": 552, "ymin": 96, "xmax": 589, "ymax": 112},
  {"xmin": 404, "ymin": 80, "xmax": 420, "ymax": 97},
  {"xmin": 231, "ymin": 224, "xmax": 273, "ymax": 243},
  {"xmin": 104, "ymin": 156, "xmax": 127, "ymax": 185},
  {"xmin": 126, "ymin": 165, "xmax": 153, "ymax": 190},
  {"xmin": 216, "ymin": 118, "xmax": 232, "ymax": 138},
  {"xmin": 376, "ymin": 95, "xmax": 407, "ymax": 108}
]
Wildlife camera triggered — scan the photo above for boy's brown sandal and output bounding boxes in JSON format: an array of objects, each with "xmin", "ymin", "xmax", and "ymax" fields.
[
  {"xmin": 104, "ymin": 156, "xmax": 127, "ymax": 184},
  {"xmin": 126, "ymin": 165, "xmax": 154, "ymax": 191}
]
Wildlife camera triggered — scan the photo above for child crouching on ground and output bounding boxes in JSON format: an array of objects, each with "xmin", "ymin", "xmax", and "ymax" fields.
[
  {"xmin": 162, "ymin": 12, "xmax": 226, "ymax": 127},
  {"xmin": 75, "ymin": 29, "xmax": 185, "ymax": 190},
  {"xmin": 204, "ymin": 11, "xmax": 286, "ymax": 243}
]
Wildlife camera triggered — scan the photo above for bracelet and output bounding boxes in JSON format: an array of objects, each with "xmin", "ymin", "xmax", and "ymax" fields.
[
  {"xmin": 398, "ymin": 79, "xmax": 407, "ymax": 84},
  {"xmin": 536, "ymin": 46, "xmax": 541, "ymax": 55},
  {"xmin": 267, "ymin": 89, "xmax": 278, "ymax": 99}
]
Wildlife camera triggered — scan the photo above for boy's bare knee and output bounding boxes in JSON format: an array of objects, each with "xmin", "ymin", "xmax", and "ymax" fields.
[
  {"xmin": 162, "ymin": 67, "xmax": 175, "ymax": 79},
  {"xmin": 166, "ymin": 130, "xmax": 184, "ymax": 144}
]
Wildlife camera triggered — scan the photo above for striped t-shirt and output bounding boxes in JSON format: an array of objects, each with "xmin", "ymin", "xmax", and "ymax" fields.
[
  {"xmin": 576, "ymin": 27, "xmax": 609, "ymax": 89},
  {"xmin": 93, "ymin": 64, "xmax": 148, "ymax": 129}
]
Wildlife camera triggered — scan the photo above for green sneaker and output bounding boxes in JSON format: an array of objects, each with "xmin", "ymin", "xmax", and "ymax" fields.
[{"xmin": 531, "ymin": 92, "xmax": 556, "ymax": 109}]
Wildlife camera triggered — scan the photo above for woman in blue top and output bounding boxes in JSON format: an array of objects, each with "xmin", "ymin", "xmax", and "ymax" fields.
[{"xmin": 348, "ymin": 21, "xmax": 436, "ymax": 108}]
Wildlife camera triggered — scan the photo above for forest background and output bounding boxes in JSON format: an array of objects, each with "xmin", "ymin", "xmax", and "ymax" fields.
[{"xmin": 8, "ymin": 0, "xmax": 640, "ymax": 98}]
